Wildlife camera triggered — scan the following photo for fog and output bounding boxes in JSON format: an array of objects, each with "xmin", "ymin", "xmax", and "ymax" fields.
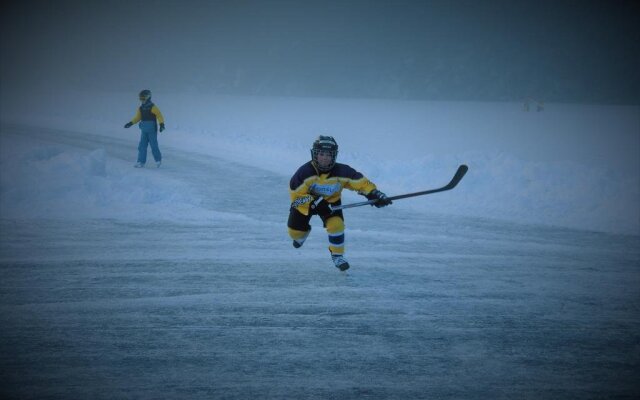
[
  {"xmin": 2, "ymin": 2, "xmax": 640, "ymax": 398},
  {"xmin": 2, "ymin": 0, "xmax": 639, "ymax": 103}
]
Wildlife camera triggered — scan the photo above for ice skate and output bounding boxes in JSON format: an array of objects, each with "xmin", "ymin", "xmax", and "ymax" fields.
[{"xmin": 331, "ymin": 254, "xmax": 350, "ymax": 271}]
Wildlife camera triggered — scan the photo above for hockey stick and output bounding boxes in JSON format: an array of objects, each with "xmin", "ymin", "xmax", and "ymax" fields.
[{"xmin": 329, "ymin": 164, "xmax": 468, "ymax": 211}]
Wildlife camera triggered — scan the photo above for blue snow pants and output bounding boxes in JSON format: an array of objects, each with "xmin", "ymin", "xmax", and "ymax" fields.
[{"xmin": 137, "ymin": 121, "xmax": 162, "ymax": 164}]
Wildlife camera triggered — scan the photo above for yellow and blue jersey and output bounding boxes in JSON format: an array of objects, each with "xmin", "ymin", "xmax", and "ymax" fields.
[
  {"xmin": 289, "ymin": 161, "xmax": 377, "ymax": 215},
  {"xmin": 130, "ymin": 102, "xmax": 165, "ymax": 125}
]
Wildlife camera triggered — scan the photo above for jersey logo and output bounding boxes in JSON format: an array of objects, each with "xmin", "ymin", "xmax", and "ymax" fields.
[
  {"xmin": 309, "ymin": 183, "xmax": 341, "ymax": 197},
  {"xmin": 291, "ymin": 195, "xmax": 313, "ymax": 208}
]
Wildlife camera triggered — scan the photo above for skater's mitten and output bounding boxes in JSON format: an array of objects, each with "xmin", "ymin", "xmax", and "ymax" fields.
[
  {"xmin": 124, "ymin": 122, "xmax": 133, "ymax": 128},
  {"xmin": 159, "ymin": 123, "xmax": 165, "ymax": 132}
]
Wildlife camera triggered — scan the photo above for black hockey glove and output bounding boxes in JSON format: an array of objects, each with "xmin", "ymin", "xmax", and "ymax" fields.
[
  {"xmin": 124, "ymin": 122, "xmax": 133, "ymax": 128},
  {"xmin": 366, "ymin": 189, "xmax": 392, "ymax": 208},
  {"xmin": 310, "ymin": 200, "xmax": 332, "ymax": 217},
  {"xmin": 159, "ymin": 123, "xmax": 165, "ymax": 132}
]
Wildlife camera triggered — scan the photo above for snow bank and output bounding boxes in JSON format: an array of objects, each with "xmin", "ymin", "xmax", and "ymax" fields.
[
  {"xmin": 1, "ymin": 90, "xmax": 638, "ymax": 234},
  {"xmin": 0, "ymin": 134, "xmax": 227, "ymax": 222}
]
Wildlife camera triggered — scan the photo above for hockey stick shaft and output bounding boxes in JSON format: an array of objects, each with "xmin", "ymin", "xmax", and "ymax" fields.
[{"xmin": 330, "ymin": 164, "xmax": 468, "ymax": 211}]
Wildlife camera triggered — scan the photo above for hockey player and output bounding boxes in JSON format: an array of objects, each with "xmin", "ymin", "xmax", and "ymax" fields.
[
  {"xmin": 124, "ymin": 89, "xmax": 166, "ymax": 168},
  {"xmin": 288, "ymin": 136, "xmax": 392, "ymax": 271}
]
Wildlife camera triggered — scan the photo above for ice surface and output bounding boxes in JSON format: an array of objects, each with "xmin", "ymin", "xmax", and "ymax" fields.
[{"xmin": 0, "ymin": 97, "xmax": 639, "ymax": 399}]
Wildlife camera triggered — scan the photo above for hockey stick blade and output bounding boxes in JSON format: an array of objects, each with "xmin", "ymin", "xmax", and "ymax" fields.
[{"xmin": 331, "ymin": 164, "xmax": 468, "ymax": 211}]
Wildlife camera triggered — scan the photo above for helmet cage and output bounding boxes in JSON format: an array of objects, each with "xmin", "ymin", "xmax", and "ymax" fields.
[
  {"xmin": 311, "ymin": 136, "xmax": 338, "ymax": 172},
  {"xmin": 139, "ymin": 89, "xmax": 151, "ymax": 102}
]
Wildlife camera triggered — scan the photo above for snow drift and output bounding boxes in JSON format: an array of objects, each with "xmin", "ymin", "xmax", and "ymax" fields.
[{"xmin": 1, "ymin": 90, "xmax": 638, "ymax": 235}]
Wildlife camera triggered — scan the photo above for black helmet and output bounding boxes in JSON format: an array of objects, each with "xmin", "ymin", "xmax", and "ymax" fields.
[
  {"xmin": 311, "ymin": 135, "xmax": 338, "ymax": 172},
  {"xmin": 139, "ymin": 89, "xmax": 151, "ymax": 102}
]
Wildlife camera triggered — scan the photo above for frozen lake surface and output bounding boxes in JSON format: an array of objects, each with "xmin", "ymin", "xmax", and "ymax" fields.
[{"xmin": 1, "ymin": 124, "xmax": 639, "ymax": 399}]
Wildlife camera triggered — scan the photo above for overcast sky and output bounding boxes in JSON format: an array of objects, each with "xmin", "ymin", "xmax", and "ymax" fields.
[{"xmin": 1, "ymin": 0, "xmax": 639, "ymax": 103}]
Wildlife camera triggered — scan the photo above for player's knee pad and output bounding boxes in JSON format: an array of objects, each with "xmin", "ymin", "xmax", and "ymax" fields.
[
  {"xmin": 288, "ymin": 227, "xmax": 310, "ymax": 240},
  {"xmin": 325, "ymin": 216, "xmax": 344, "ymax": 234}
]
